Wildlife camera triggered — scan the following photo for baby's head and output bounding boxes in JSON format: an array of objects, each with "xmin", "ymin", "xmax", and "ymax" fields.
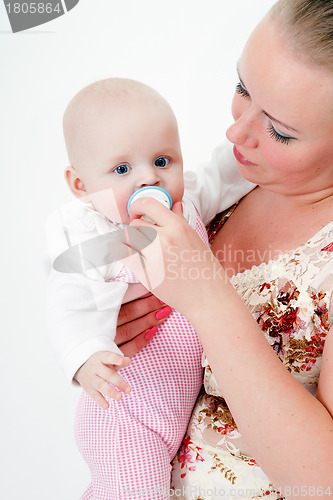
[{"xmin": 63, "ymin": 78, "xmax": 184, "ymax": 224}]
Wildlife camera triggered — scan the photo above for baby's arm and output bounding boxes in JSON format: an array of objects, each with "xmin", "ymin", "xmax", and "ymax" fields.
[
  {"xmin": 45, "ymin": 202, "xmax": 162, "ymax": 408},
  {"xmin": 45, "ymin": 268, "xmax": 132, "ymax": 403},
  {"xmin": 45, "ymin": 202, "xmax": 137, "ymax": 407},
  {"xmin": 71, "ymin": 283, "xmax": 151, "ymax": 409}
]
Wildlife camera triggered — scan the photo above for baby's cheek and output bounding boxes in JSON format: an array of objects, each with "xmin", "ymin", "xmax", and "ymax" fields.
[
  {"xmin": 173, "ymin": 186, "xmax": 185, "ymax": 205},
  {"xmin": 90, "ymin": 187, "xmax": 125, "ymax": 222},
  {"xmin": 171, "ymin": 176, "xmax": 185, "ymax": 204},
  {"xmin": 114, "ymin": 192, "xmax": 132, "ymax": 223}
]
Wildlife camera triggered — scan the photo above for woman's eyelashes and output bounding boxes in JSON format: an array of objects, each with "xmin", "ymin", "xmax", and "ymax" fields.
[
  {"xmin": 235, "ymin": 81, "xmax": 296, "ymax": 146},
  {"xmin": 235, "ymin": 82, "xmax": 250, "ymax": 98},
  {"xmin": 267, "ymin": 125, "xmax": 295, "ymax": 145}
]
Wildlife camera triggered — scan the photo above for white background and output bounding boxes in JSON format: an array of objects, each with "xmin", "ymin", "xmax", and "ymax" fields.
[{"xmin": 1, "ymin": 1, "xmax": 275, "ymax": 498}]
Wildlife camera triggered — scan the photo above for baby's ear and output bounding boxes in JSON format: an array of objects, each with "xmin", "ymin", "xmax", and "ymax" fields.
[{"xmin": 64, "ymin": 166, "xmax": 89, "ymax": 201}]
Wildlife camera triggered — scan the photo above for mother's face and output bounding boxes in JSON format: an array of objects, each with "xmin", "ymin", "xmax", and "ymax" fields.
[{"xmin": 226, "ymin": 16, "xmax": 333, "ymax": 199}]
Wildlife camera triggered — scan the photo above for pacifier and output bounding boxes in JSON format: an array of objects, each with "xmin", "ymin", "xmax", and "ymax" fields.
[{"xmin": 127, "ymin": 186, "xmax": 173, "ymax": 223}]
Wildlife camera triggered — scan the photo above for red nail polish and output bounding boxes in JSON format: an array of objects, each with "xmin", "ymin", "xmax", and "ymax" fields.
[
  {"xmin": 145, "ymin": 326, "xmax": 158, "ymax": 341},
  {"xmin": 155, "ymin": 306, "xmax": 172, "ymax": 320}
]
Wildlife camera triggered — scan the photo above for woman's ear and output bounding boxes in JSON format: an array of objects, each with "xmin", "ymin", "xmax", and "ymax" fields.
[{"xmin": 64, "ymin": 166, "xmax": 90, "ymax": 202}]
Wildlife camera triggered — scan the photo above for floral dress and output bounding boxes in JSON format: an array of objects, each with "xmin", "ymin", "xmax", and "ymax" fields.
[{"xmin": 170, "ymin": 206, "xmax": 333, "ymax": 500}]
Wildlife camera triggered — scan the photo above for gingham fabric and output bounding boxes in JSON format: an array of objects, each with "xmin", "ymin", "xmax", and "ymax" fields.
[{"xmin": 75, "ymin": 212, "xmax": 209, "ymax": 499}]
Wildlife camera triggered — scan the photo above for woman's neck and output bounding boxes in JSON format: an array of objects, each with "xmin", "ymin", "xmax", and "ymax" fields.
[
  {"xmin": 211, "ymin": 186, "xmax": 333, "ymax": 277},
  {"xmin": 254, "ymin": 185, "xmax": 333, "ymax": 220}
]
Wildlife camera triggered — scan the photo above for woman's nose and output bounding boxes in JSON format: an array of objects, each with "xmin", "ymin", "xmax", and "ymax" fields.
[{"xmin": 226, "ymin": 109, "xmax": 259, "ymax": 149}]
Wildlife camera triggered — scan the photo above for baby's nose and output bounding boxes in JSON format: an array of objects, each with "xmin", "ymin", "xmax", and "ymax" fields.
[
  {"xmin": 137, "ymin": 166, "xmax": 160, "ymax": 188},
  {"xmin": 140, "ymin": 180, "xmax": 159, "ymax": 187}
]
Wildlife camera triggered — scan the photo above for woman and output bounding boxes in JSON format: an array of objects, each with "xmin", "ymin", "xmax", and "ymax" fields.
[{"xmin": 119, "ymin": 0, "xmax": 333, "ymax": 497}]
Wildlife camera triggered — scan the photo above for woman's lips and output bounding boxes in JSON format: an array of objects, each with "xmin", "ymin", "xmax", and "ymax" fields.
[{"xmin": 233, "ymin": 145, "xmax": 256, "ymax": 166}]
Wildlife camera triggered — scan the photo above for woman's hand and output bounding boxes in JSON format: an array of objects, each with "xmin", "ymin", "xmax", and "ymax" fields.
[
  {"xmin": 115, "ymin": 292, "xmax": 172, "ymax": 357},
  {"xmin": 126, "ymin": 199, "xmax": 224, "ymax": 316}
]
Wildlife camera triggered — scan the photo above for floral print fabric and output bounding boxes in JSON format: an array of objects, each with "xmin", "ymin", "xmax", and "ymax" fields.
[{"xmin": 170, "ymin": 207, "xmax": 333, "ymax": 499}]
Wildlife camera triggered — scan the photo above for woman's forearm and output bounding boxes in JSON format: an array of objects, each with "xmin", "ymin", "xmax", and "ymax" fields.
[
  {"xmin": 186, "ymin": 274, "xmax": 333, "ymax": 493},
  {"xmin": 127, "ymin": 203, "xmax": 333, "ymax": 492}
]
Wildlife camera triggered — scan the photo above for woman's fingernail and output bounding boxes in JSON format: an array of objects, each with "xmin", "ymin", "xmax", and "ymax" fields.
[
  {"xmin": 155, "ymin": 306, "xmax": 172, "ymax": 320},
  {"xmin": 145, "ymin": 326, "xmax": 158, "ymax": 341},
  {"xmin": 158, "ymin": 300, "xmax": 166, "ymax": 305}
]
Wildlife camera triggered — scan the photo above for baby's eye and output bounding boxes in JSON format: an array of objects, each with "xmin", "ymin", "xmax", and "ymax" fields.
[
  {"xmin": 154, "ymin": 157, "xmax": 169, "ymax": 168},
  {"xmin": 113, "ymin": 164, "xmax": 131, "ymax": 175}
]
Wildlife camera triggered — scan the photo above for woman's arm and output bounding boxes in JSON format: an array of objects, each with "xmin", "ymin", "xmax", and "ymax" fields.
[
  {"xmin": 127, "ymin": 199, "xmax": 333, "ymax": 496},
  {"xmin": 317, "ymin": 322, "xmax": 333, "ymax": 416},
  {"xmin": 195, "ymin": 279, "xmax": 333, "ymax": 494}
]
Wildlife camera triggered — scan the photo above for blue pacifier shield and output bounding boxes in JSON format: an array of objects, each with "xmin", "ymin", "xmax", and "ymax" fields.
[{"xmin": 127, "ymin": 187, "xmax": 173, "ymax": 215}]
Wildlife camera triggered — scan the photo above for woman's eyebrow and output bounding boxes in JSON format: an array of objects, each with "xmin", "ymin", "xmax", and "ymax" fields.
[
  {"xmin": 263, "ymin": 111, "xmax": 299, "ymax": 133},
  {"xmin": 237, "ymin": 65, "xmax": 299, "ymax": 134}
]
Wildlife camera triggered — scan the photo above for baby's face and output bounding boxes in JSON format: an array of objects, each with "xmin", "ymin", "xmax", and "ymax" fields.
[{"xmin": 72, "ymin": 97, "xmax": 184, "ymax": 224}]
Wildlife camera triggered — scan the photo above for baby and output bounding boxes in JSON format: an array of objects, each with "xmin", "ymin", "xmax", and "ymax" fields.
[{"xmin": 45, "ymin": 78, "xmax": 253, "ymax": 499}]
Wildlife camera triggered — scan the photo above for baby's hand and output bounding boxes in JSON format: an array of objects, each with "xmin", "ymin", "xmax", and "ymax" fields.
[{"xmin": 74, "ymin": 351, "xmax": 131, "ymax": 409}]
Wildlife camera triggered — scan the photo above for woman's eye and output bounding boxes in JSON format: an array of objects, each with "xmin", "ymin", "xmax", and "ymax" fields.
[
  {"xmin": 267, "ymin": 125, "xmax": 294, "ymax": 145},
  {"xmin": 235, "ymin": 82, "xmax": 250, "ymax": 98},
  {"xmin": 154, "ymin": 157, "xmax": 169, "ymax": 168},
  {"xmin": 114, "ymin": 164, "xmax": 131, "ymax": 175}
]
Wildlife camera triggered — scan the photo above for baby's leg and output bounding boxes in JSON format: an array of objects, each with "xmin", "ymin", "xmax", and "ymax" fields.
[{"xmin": 75, "ymin": 390, "xmax": 172, "ymax": 500}]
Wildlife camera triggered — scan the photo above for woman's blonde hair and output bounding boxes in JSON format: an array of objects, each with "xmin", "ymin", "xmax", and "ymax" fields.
[{"xmin": 270, "ymin": 0, "xmax": 333, "ymax": 71}]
